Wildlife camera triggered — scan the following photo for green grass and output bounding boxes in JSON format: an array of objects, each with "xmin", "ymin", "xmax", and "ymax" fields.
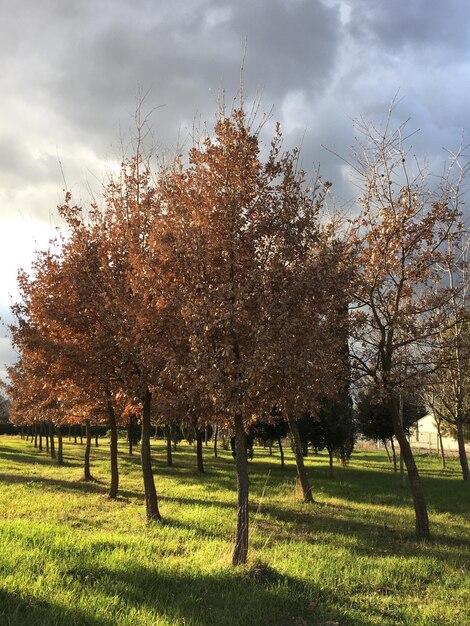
[{"xmin": 0, "ymin": 436, "xmax": 468, "ymax": 626}]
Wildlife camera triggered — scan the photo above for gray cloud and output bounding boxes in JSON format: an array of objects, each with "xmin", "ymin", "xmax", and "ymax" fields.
[{"xmin": 1, "ymin": 0, "xmax": 470, "ymax": 377}]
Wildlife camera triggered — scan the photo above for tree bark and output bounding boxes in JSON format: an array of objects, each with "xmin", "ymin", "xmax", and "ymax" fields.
[
  {"xmin": 107, "ymin": 401, "xmax": 119, "ymax": 499},
  {"xmin": 214, "ymin": 424, "xmax": 218, "ymax": 458},
  {"xmin": 166, "ymin": 429, "xmax": 173, "ymax": 467},
  {"xmin": 128, "ymin": 414, "xmax": 134, "ymax": 456},
  {"xmin": 232, "ymin": 413, "xmax": 249, "ymax": 566},
  {"xmin": 55, "ymin": 426, "xmax": 64, "ymax": 465},
  {"xmin": 456, "ymin": 420, "xmax": 469, "ymax": 481},
  {"xmin": 39, "ymin": 422, "xmax": 43, "ymax": 451},
  {"xmin": 287, "ymin": 415, "xmax": 314, "ymax": 502},
  {"xmin": 82, "ymin": 419, "xmax": 93, "ymax": 481},
  {"xmin": 327, "ymin": 447, "xmax": 334, "ymax": 478},
  {"xmin": 383, "ymin": 439, "xmax": 392, "ymax": 463},
  {"xmin": 49, "ymin": 422, "xmax": 56, "ymax": 459},
  {"xmin": 436, "ymin": 420, "xmax": 446, "ymax": 469},
  {"xmin": 44, "ymin": 422, "xmax": 48, "ymax": 454},
  {"xmin": 390, "ymin": 437, "xmax": 397, "ymax": 473},
  {"xmin": 141, "ymin": 389, "xmax": 161, "ymax": 521},
  {"xmin": 389, "ymin": 399, "xmax": 430, "ymax": 539},
  {"xmin": 195, "ymin": 427, "xmax": 204, "ymax": 473},
  {"xmin": 278, "ymin": 437, "xmax": 285, "ymax": 468},
  {"xmin": 34, "ymin": 423, "xmax": 38, "ymax": 448}
]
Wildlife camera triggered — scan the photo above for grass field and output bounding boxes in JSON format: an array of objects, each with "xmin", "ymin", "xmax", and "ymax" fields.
[{"xmin": 0, "ymin": 435, "xmax": 468, "ymax": 626}]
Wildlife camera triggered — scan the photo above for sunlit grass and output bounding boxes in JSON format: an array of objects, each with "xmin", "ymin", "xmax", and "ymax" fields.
[{"xmin": 0, "ymin": 436, "xmax": 468, "ymax": 625}]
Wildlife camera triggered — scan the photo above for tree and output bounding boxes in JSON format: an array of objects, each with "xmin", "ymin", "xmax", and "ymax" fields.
[
  {"xmin": 348, "ymin": 109, "xmax": 466, "ymax": 538},
  {"xmin": 428, "ymin": 228, "xmax": 470, "ymax": 480},
  {"xmin": 356, "ymin": 386, "xmax": 427, "ymax": 471},
  {"xmin": 0, "ymin": 393, "xmax": 9, "ymax": 422},
  {"xmin": 160, "ymin": 105, "xmax": 345, "ymax": 564}
]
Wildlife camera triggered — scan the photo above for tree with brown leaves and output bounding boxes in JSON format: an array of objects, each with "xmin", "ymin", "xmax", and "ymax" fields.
[
  {"xmin": 160, "ymin": 106, "xmax": 347, "ymax": 564},
  {"xmin": 348, "ymin": 112, "xmax": 467, "ymax": 537}
]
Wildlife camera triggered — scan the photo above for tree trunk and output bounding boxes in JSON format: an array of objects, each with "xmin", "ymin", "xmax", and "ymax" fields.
[
  {"xmin": 232, "ymin": 413, "xmax": 249, "ymax": 566},
  {"xmin": 74, "ymin": 426, "xmax": 77, "ymax": 444},
  {"xmin": 68, "ymin": 425, "xmax": 72, "ymax": 441},
  {"xmin": 436, "ymin": 420, "xmax": 446, "ymax": 469},
  {"xmin": 49, "ymin": 422, "xmax": 56, "ymax": 459},
  {"xmin": 456, "ymin": 420, "xmax": 469, "ymax": 481},
  {"xmin": 128, "ymin": 415, "xmax": 134, "ymax": 456},
  {"xmin": 166, "ymin": 430, "xmax": 173, "ymax": 467},
  {"xmin": 214, "ymin": 424, "xmax": 218, "ymax": 458},
  {"xmin": 107, "ymin": 401, "xmax": 119, "ymax": 499},
  {"xmin": 82, "ymin": 419, "xmax": 93, "ymax": 481},
  {"xmin": 204, "ymin": 425, "xmax": 208, "ymax": 447},
  {"xmin": 278, "ymin": 437, "xmax": 285, "ymax": 468},
  {"xmin": 389, "ymin": 399, "xmax": 430, "ymax": 539},
  {"xmin": 195, "ymin": 427, "xmax": 204, "ymax": 473},
  {"xmin": 80, "ymin": 425, "xmax": 84, "ymax": 445},
  {"xmin": 328, "ymin": 447, "xmax": 334, "ymax": 478},
  {"xmin": 383, "ymin": 439, "xmax": 392, "ymax": 463},
  {"xmin": 390, "ymin": 437, "xmax": 397, "ymax": 473},
  {"xmin": 34, "ymin": 423, "xmax": 38, "ymax": 448},
  {"xmin": 141, "ymin": 389, "xmax": 161, "ymax": 521},
  {"xmin": 44, "ymin": 422, "xmax": 49, "ymax": 454},
  {"xmin": 39, "ymin": 422, "xmax": 43, "ymax": 452},
  {"xmin": 95, "ymin": 429, "xmax": 99, "ymax": 447},
  {"xmin": 287, "ymin": 415, "xmax": 314, "ymax": 502},
  {"xmin": 55, "ymin": 426, "xmax": 64, "ymax": 465}
]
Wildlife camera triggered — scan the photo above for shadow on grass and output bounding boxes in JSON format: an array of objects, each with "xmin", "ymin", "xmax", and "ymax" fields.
[
  {"xmin": 0, "ymin": 587, "xmax": 110, "ymax": 626},
  {"xmin": 51, "ymin": 562, "xmax": 364, "ymax": 626}
]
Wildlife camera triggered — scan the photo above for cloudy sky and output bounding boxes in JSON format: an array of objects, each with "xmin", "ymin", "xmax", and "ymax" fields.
[{"xmin": 1, "ymin": 0, "xmax": 470, "ymax": 380}]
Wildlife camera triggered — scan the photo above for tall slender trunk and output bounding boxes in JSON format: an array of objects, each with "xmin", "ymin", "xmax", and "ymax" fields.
[
  {"xmin": 456, "ymin": 420, "xmax": 469, "ymax": 481},
  {"xmin": 49, "ymin": 422, "xmax": 56, "ymax": 459},
  {"xmin": 44, "ymin": 422, "xmax": 49, "ymax": 454},
  {"xmin": 141, "ymin": 389, "xmax": 161, "ymax": 521},
  {"xmin": 39, "ymin": 422, "xmax": 43, "ymax": 451},
  {"xmin": 327, "ymin": 447, "xmax": 334, "ymax": 478},
  {"xmin": 80, "ymin": 426, "xmax": 84, "ymax": 445},
  {"xmin": 107, "ymin": 400, "xmax": 119, "ymax": 499},
  {"xmin": 195, "ymin": 427, "xmax": 204, "ymax": 473},
  {"xmin": 166, "ymin": 429, "xmax": 173, "ymax": 467},
  {"xmin": 383, "ymin": 439, "xmax": 392, "ymax": 463},
  {"xmin": 128, "ymin": 415, "xmax": 134, "ymax": 456},
  {"xmin": 390, "ymin": 437, "xmax": 397, "ymax": 472},
  {"xmin": 204, "ymin": 425, "xmax": 208, "ymax": 447},
  {"xmin": 389, "ymin": 399, "xmax": 430, "ymax": 539},
  {"xmin": 278, "ymin": 438, "xmax": 285, "ymax": 468},
  {"xmin": 74, "ymin": 426, "xmax": 77, "ymax": 444},
  {"xmin": 82, "ymin": 419, "xmax": 93, "ymax": 481},
  {"xmin": 95, "ymin": 427, "xmax": 99, "ymax": 447},
  {"xmin": 34, "ymin": 423, "xmax": 38, "ymax": 448},
  {"xmin": 436, "ymin": 420, "xmax": 446, "ymax": 469},
  {"xmin": 214, "ymin": 424, "xmax": 218, "ymax": 458},
  {"xmin": 287, "ymin": 415, "xmax": 314, "ymax": 502},
  {"xmin": 55, "ymin": 426, "xmax": 64, "ymax": 465},
  {"xmin": 68, "ymin": 425, "xmax": 72, "ymax": 441},
  {"xmin": 232, "ymin": 413, "xmax": 249, "ymax": 566}
]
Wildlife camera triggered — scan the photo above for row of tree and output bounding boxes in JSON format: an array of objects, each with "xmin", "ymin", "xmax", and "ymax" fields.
[{"xmin": 3, "ymin": 101, "xmax": 469, "ymax": 564}]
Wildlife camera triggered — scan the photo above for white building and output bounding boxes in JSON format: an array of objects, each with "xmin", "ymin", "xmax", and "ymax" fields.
[{"xmin": 409, "ymin": 414, "xmax": 469, "ymax": 455}]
